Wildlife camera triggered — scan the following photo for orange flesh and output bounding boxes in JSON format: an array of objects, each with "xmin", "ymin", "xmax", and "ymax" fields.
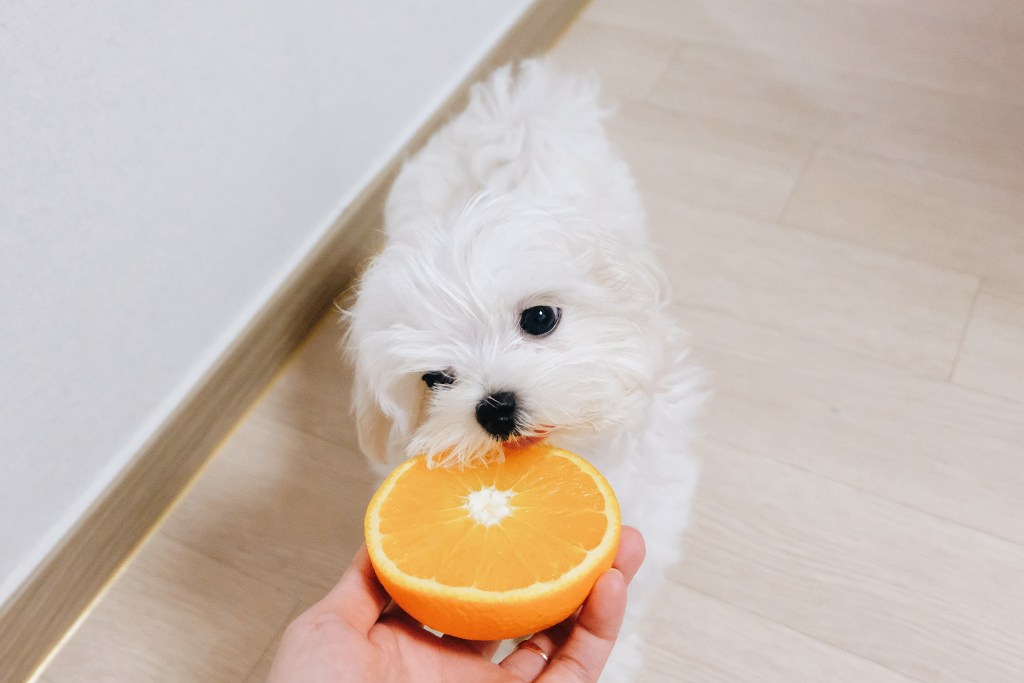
[{"xmin": 377, "ymin": 448, "xmax": 609, "ymax": 591}]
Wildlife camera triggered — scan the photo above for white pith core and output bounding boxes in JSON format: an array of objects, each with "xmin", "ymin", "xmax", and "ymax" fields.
[{"xmin": 464, "ymin": 486, "xmax": 514, "ymax": 526}]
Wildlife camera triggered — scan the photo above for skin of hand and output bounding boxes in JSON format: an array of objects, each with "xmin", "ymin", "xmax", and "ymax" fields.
[{"xmin": 267, "ymin": 526, "xmax": 646, "ymax": 683}]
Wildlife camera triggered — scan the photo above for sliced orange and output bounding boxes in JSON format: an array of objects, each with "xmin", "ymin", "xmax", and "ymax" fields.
[{"xmin": 364, "ymin": 443, "xmax": 621, "ymax": 640}]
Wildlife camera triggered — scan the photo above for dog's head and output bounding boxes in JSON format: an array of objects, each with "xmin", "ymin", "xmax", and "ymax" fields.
[{"xmin": 346, "ymin": 195, "xmax": 667, "ymax": 468}]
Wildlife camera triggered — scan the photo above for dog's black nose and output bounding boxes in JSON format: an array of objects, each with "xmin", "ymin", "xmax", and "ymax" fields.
[{"xmin": 475, "ymin": 391, "xmax": 519, "ymax": 440}]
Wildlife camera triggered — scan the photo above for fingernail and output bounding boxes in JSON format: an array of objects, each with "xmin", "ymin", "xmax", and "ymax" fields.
[{"xmin": 605, "ymin": 567, "xmax": 625, "ymax": 586}]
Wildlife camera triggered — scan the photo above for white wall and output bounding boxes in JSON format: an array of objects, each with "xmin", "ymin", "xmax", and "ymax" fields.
[{"xmin": 0, "ymin": 0, "xmax": 532, "ymax": 605}]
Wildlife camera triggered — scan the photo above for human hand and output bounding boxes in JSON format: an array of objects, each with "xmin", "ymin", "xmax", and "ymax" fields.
[{"xmin": 266, "ymin": 526, "xmax": 646, "ymax": 682}]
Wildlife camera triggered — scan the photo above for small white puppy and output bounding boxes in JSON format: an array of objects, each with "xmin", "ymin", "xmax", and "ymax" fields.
[{"xmin": 346, "ymin": 59, "xmax": 703, "ymax": 681}]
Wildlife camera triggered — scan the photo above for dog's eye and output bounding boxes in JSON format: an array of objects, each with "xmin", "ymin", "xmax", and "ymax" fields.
[
  {"xmin": 422, "ymin": 371, "xmax": 456, "ymax": 389},
  {"xmin": 519, "ymin": 306, "xmax": 561, "ymax": 337}
]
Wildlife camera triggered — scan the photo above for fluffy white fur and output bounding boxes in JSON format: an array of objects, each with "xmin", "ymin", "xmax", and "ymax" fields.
[{"xmin": 345, "ymin": 59, "xmax": 703, "ymax": 681}]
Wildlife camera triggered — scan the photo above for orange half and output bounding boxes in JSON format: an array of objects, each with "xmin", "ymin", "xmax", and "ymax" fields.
[{"xmin": 364, "ymin": 444, "xmax": 621, "ymax": 640}]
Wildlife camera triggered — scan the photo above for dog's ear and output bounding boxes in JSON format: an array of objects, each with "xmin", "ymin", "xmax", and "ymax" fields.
[
  {"xmin": 584, "ymin": 228, "xmax": 669, "ymax": 307},
  {"xmin": 352, "ymin": 371, "xmax": 394, "ymax": 468},
  {"xmin": 344, "ymin": 269, "xmax": 423, "ymax": 468},
  {"xmin": 351, "ymin": 366, "xmax": 425, "ymax": 469}
]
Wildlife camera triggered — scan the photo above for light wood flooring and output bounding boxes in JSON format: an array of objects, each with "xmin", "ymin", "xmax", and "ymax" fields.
[{"xmin": 38, "ymin": 0, "xmax": 1024, "ymax": 680}]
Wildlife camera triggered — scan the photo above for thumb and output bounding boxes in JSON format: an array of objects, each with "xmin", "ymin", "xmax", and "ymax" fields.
[{"xmin": 539, "ymin": 568, "xmax": 627, "ymax": 682}]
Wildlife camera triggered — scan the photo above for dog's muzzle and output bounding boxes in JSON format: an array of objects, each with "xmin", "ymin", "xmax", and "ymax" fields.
[{"xmin": 475, "ymin": 391, "xmax": 520, "ymax": 440}]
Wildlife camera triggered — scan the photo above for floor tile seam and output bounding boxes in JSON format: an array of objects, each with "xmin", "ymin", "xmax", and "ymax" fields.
[
  {"xmin": 664, "ymin": 576, "xmax": 925, "ymax": 683},
  {"xmin": 706, "ymin": 433, "xmax": 1024, "ymax": 551}
]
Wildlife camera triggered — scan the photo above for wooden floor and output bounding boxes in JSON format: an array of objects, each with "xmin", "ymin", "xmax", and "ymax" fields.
[{"xmin": 38, "ymin": 0, "xmax": 1024, "ymax": 681}]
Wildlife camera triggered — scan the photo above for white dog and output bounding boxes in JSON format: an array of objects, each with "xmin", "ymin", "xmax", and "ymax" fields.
[{"xmin": 345, "ymin": 59, "xmax": 703, "ymax": 681}]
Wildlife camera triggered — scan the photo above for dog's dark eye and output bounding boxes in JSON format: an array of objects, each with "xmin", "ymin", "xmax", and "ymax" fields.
[
  {"xmin": 519, "ymin": 306, "xmax": 561, "ymax": 337},
  {"xmin": 422, "ymin": 371, "xmax": 456, "ymax": 390}
]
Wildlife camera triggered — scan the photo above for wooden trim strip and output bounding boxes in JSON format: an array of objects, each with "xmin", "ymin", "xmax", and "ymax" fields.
[{"xmin": 0, "ymin": 2, "xmax": 588, "ymax": 680}]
